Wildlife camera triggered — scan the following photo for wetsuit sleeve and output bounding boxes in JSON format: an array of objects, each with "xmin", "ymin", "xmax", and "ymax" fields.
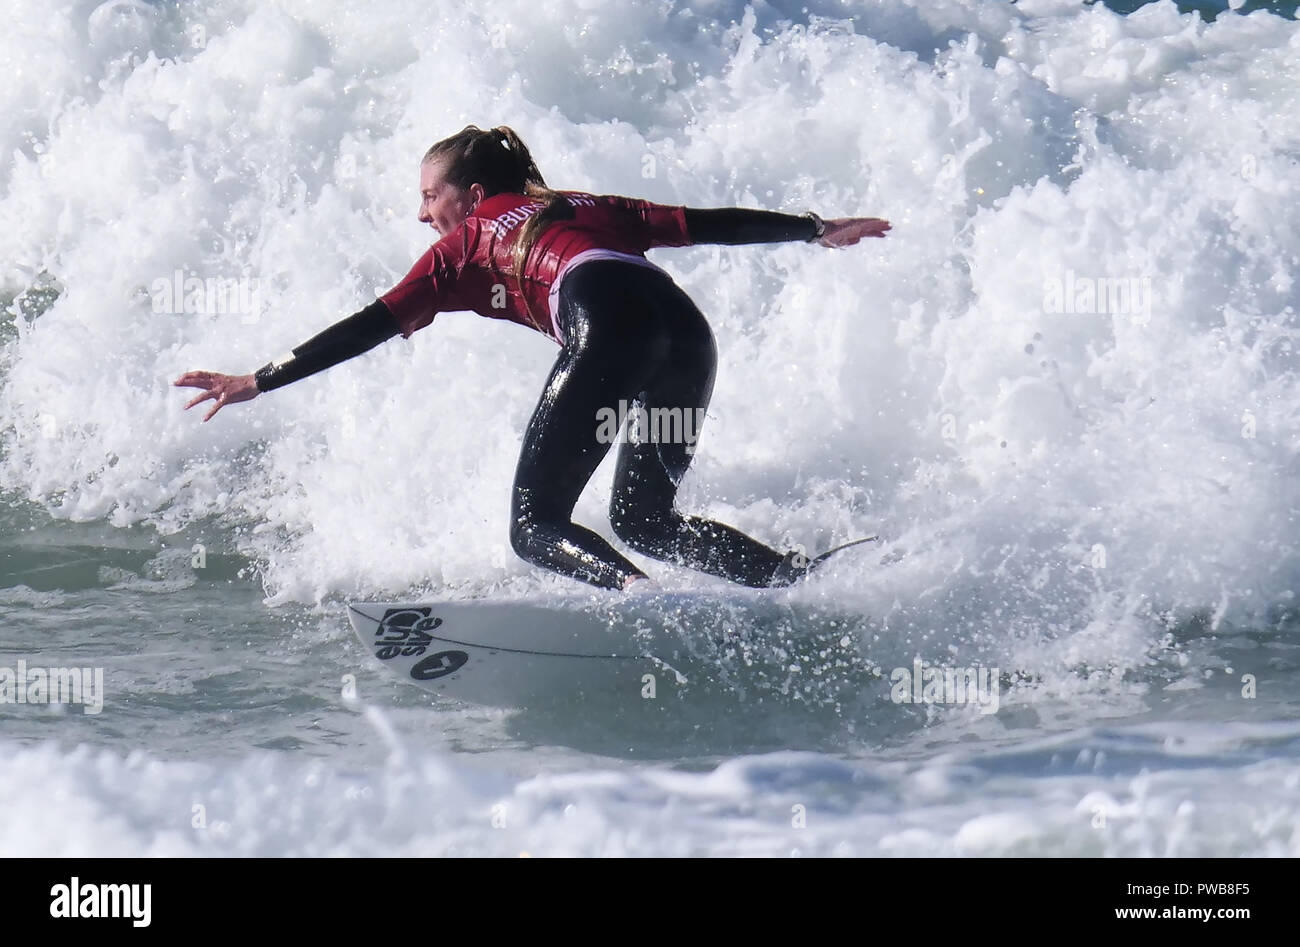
[
  {"xmin": 253, "ymin": 301, "xmax": 400, "ymax": 392},
  {"xmin": 682, "ymin": 207, "xmax": 820, "ymax": 245},
  {"xmin": 378, "ymin": 227, "xmax": 473, "ymax": 338}
]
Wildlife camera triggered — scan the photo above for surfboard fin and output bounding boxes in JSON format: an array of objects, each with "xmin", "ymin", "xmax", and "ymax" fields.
[{"xmin": 767, "ymin": 536, "xmax": 878, "ymax": 587}]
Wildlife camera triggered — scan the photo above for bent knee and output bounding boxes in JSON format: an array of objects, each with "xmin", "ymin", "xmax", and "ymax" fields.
[
  {"xmin": 508, "ymin": 515, "xmax": 532, "ymax": 559},
  {"xmin": 509, "ymin": 507, "xmax": 555, "ymax": 560},
  {"xmin": 510, "ymin": 489, "xmax": 549, "ymax": 559},
  {"xmin": 510, "ymin": 501, "xmax": 577, "ymax": 562}
]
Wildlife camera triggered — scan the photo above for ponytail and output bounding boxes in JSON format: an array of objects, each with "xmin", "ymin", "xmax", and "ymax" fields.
[{"xmin": 422, "ymin": 125, "xmax": 574, "ymax": 330}]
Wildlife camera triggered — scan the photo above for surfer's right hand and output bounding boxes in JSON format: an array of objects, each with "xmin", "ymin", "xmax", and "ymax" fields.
[{"xmin": 173, "ymin": 371, "xmax": 260, "ymax": 422}]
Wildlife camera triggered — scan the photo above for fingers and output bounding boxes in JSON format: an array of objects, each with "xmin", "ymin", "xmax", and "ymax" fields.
[
  {"xmin": 175, "ymin": 370, "xmax": 240, "ymax": 422},
  {"xmin": 820, "ymin": 221, "xmax": 890, "ymax": 246},
  {"xmin": 813, "ymin": 218, "xmax": 891, "ymax": 248},
  {"xmin": 173, "ymin": 371, "xmax": 212, "ymax": 388},
  {"xmin": 183, "ymin": 389, "xmax": 217, "ymax": 410},
  {"xmin": 203, "ymin": 395, "xmax": 226, "ymax": 423}
]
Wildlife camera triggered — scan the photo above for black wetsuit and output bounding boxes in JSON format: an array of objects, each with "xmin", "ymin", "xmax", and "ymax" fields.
[{"xmin": 255, "ymin": 206, "xmax": 822, "ymax": 590}]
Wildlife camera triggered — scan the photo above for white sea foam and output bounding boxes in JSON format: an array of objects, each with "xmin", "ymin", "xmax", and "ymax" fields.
[{"xmin": 3, "ymin": 723, "xmax": 1299, "ymax": 856}]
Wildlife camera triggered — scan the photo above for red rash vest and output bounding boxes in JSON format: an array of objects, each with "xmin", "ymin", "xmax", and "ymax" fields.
[{"xmin": 379, "ymin": 191, "xmax": 693, "ymax": 344}]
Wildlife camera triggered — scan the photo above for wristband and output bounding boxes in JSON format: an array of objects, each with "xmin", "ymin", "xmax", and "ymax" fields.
[
  {"xmin": 803, "ymin": 211, "xmax": 827, "ymax": 243},
  {"xmin": 253, "ymin": 352, "xmax": 299, "ymax": 392}
]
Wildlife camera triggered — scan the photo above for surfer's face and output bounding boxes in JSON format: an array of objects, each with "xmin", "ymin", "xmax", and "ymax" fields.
[{"xmin": 418, "ymin": 159, "xmax": 483, "ymax": 237}]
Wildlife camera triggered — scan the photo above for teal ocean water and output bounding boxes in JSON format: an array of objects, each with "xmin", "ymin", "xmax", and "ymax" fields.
[{"xmin": 1101, "ymin": 0, "xmax": 1297, "ymax": 20}]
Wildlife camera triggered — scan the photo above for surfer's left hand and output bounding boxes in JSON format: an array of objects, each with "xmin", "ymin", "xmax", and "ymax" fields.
[{"xmin": 818, "ymin": 217, "xmax": 891, "ymax": 247}]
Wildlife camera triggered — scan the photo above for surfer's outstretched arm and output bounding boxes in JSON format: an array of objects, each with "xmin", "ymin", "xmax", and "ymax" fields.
[
  {"xmin": 173, "ymin": 301, "xmax": 400, "ymax": 421},
  {"xmin": 247, "ymin": 301, "xmax": 399, "ymax": 392},
  {"xmin": 682, "ymin": 207, "xmax": 890, "ymax": 247}
]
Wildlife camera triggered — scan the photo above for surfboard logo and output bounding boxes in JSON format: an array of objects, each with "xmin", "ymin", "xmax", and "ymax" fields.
[
  {"xmin": 410, "ymin": 650, "xmax": 469, "ymax": 681},
  {"xmin": 373, "ymin": 608, "xmax": 444, "ymax": 660}
]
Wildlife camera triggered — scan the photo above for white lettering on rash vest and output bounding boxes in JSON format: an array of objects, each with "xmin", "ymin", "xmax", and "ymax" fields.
[{"xmin": 484, "ymin": 195, "xmax": 599, "ymax": 236}]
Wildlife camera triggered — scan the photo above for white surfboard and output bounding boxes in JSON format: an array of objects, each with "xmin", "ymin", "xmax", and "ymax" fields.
[
  {"xmin": 347, "ymin": 596, "xmax": 684, "ymax": 707},
  {"xmin": 347, "ymin": 538, "xmax": 879, "ymax": 708}
]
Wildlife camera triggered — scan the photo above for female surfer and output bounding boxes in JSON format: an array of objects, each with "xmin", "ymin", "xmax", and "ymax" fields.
[{"xmin": 174, "ymin": 125, "xmax": 890, "ymax": 592}]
